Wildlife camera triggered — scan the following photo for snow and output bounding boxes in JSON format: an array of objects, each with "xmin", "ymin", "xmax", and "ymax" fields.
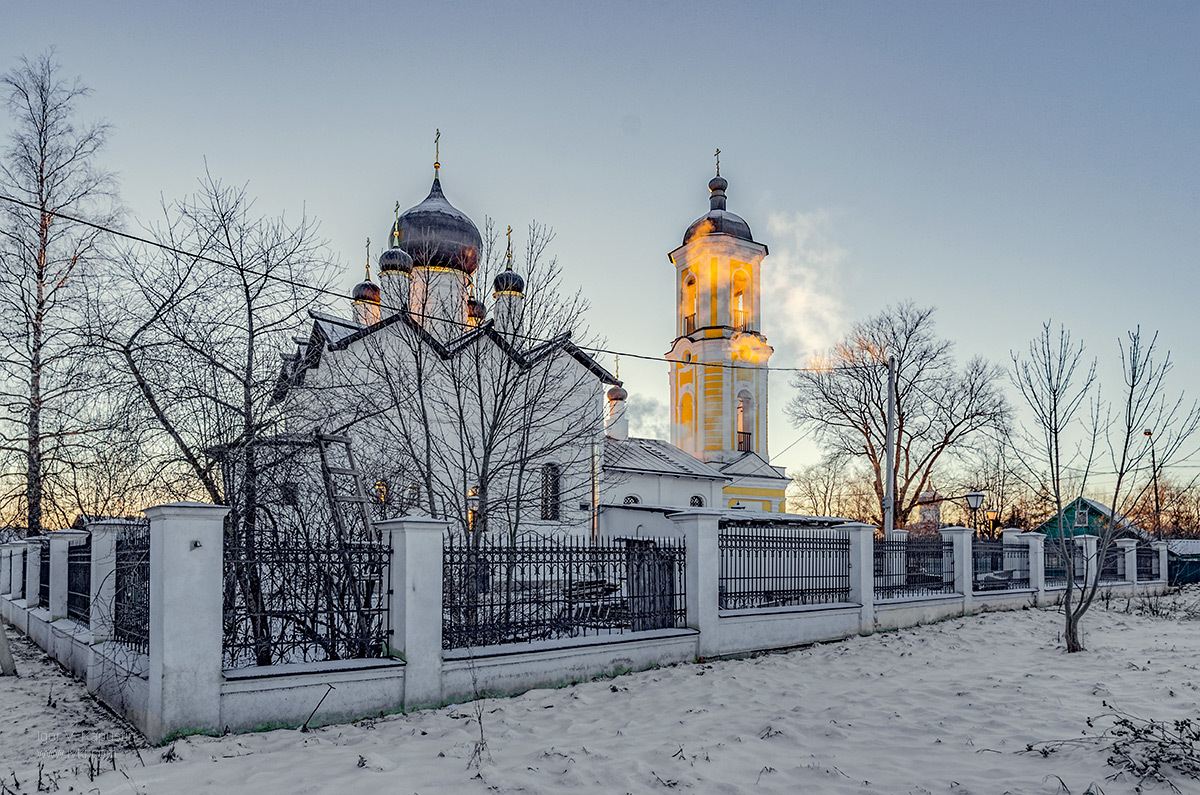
[{"xmin": 3, "ymin": 590, "xmax": 1199, "ymax": 794}]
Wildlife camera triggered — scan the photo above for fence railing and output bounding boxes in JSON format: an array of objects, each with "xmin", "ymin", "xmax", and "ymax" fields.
[
  {"xmin": 972, "ymin": 541, "xmax": 1031, "ymax": 591},
  {"xmin": 1043, "ymin": 543, "xmax": 1072, "ymax": 588},
  {"xmin": 1137, "ymin": 545, "xmax": 1159, "ymax": 580},
  {"xmin": 223, "ymin": 534, "xmax": 390, "ymax": 669},
  {"xmin": 873, "ymin": 539, "xmax": 955, "ymax": 600},
  {"xmin": 113, "ymin": 520, "xmax": 151, "ymax": 655},
  {"xmin": 38, "ymin": 540, "xmax": 50, "ymax": 607},
  {"xmin": 718, "ymin": 526, "xmax": 851, "ymax": 609},
  {"xmin": 1099, "ymin": 545, "xmax": 1124, "ymax": 583},
  {"xmin": 442, "ymin": 534, "xmax": 687, "ymax": 650},
  {"xmin": 67, "ymin": 536, "xmax": 91, "ymax": 625}
]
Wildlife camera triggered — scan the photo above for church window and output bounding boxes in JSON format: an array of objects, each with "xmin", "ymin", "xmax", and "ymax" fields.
[
  {"xmin": 683, "ymin": 275, "xmax": 698, "ymax": 334},
  {"xmin": 731, "ymin": 270, "xmax": 749, "ymax": 330},
  {"xmin": 690, "ymin": 495, "xmax": 705, "ymax": 508},
  {"xmin": 737, "ymin": 391, "xmax": 754, "ymax": 452},
  {"xmin": 540, "ymin": 463, "xmax": 561, "ymax": 520},
  {"xmin": 623, "ymin": 494, "xmax": 641, "ymax": 505}
]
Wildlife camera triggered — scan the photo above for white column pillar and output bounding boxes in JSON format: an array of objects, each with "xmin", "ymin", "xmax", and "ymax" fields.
[
  {"xmin": 841, "ymin": 523, "xmax": 876, "ymax": 634},
  {"xmin": 145, "ymin": 502, "xmax": 229, "ymax": 743},
  {"xmin": 1152, "ymin": 540, "xmax": 1169, "ymax": 583},
  {"xmin": 48, "ymin": 530, "xmax": 88, "ymax": 621},
  {"xmin": 10, "ymin": 543, "xmax": 25, "ymax": 600},
  {"xmin": 939, "ymin": 526, "xmax": 973, "ymax": 611},
  {"xmin": 1022, "ymin": 533, "xmax": 1047, "ymax": 599},
  {"xmin": 377, "ymin": 516, "xmax": 447, "ymax": 711},
  {"xmin": 668, "ymin": 509, "xmax": 721, "ymax": 657},
  {"xmin": 26, "ymin": 540, "xmax": 43, "ymax": 607},
  {"xmin": 1116, "ymin": 539, "xmax": 1138, "ymax": 585},
  {"xmin": 1074, "ymin": 534, "xmax": 1099, "ymax": 590},
  {"xmin": 86, "ymin": 521, "xmax": 125, "ymax": 644}
]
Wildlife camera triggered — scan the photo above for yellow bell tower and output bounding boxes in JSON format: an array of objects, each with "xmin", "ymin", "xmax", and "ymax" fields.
[{"xmin": 664, "ymin": 162, "xmax": 788, "ymax": 512}]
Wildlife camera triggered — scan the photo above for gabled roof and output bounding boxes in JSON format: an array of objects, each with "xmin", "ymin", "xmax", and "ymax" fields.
[
  {"xmin": 1031, "ymin": 496, "xmax": 1147, "ymax": 539},
  {"xmin": 717, "ymin": 452, "xmax": 788, "ymax": 482},
  {"xmin": 603, "ymin": 437, "xmax": 729, "ymax": 481},
  {"xmin": 272, "ymin": 308, "xmax": 618, "ymax": 404}
]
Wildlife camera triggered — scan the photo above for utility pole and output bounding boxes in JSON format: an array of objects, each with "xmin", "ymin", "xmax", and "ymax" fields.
[
  {"xmin": 883, "ymin": 355, "xmax": 896, "ymax": 538},
  {"xmin": 1145, "ymin": 429, "xmax": 1161, "ymax": 540}
]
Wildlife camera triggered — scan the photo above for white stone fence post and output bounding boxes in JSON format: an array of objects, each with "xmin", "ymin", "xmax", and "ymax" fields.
[
  {"xmin": 1074, "ymin": 534, "xmax": 1099, "ymax": 590},
  {"xmin": 1022, "ymin": 532, "xmax": 1047, "ymax": 599},
  {"xmin": 377, "ymin": 516, "xmax": 447, "ymax": 711},
  {"xmin": 1152, "ymin": 540, "xmax": 1168, "ymax": 583},
  {"xmin": 0, "ymin": 543, "xmax": 14, "ymax": 594},
  {"xmin": 9, "ymin": 543, "xmax": 25, "ymax": 600},
  {"xmin": 85, "ymin": 520, "xmax": 128, "ymax": 645},
  {"xmin": 939, "ymin": 527, "xmax": 973, "ymax": 611},
  {"xmin": 667, "ymin": 510, "xmax": 721, "ymax": 657},
  {"xmin": 1116, "ymin": 539, "xmax": 1138, "ymax": 586},
  {"xmin": 840, "ymin": 523, "xmax": 875, "ymax": 633},
  {"xmin": 26, "ymin": 538, "xmax": 45, "ymax": 607},
  {"xmin": 145, "ymin": 502, "xmax": 228, "ymax": 744}
]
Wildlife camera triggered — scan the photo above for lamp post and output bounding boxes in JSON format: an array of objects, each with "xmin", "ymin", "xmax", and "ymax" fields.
[
  {"xmin": 985, "ymin": 508, "xmax": 999, "ymax": 539},
  {"xmin": 1144, "ymin": 429, "xmax": 1162, "ymax": 540},
  {"xmin": 917, "ymin": 490, "xmax": 986, "ymax": 532}
]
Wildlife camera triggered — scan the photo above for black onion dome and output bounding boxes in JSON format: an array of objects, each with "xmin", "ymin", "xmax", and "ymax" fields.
[
  {"xmin": 492, "ymin": 269, "xmax": 525, "ymax": 294},
  {"xmin": 395, "ymin": 177, "xmax": 482, "ymax": 275},
  {"xmin": 467, "ymin": 297, "xmax": 487, "ymax": 320},
  {"xmin": 378, "ymin": 245, "xmax": 413, "ymax": 274},
  {"xmin": 606, "ymin": 384, "xmax": 628, "ymax": 401},
  {"xmin": 352, "ymin": 280, "xmax": 380, "ymax": 302},
  {"xmin": 683, "ymin": 174, "xmax": 753, "ymax": 245}
]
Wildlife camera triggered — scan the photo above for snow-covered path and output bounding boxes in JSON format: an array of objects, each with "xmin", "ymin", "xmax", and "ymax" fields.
[{"xmin": 4, "ymin": 592, "xmax": 1198, "ymax": 794}]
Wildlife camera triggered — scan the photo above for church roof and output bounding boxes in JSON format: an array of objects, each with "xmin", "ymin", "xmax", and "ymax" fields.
[
  {"xmin": 603, "ymin": 436, "xmax": 729, "ymax": 481},
  {"xmin": 717, "ymin": 451, "xmax": 788, "ymax": 482}
]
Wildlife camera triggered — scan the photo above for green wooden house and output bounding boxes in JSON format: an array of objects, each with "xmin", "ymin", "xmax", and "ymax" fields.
[{"xmin": 1031, "ymin": 497, "xmax": 1147, "ymax": 541}]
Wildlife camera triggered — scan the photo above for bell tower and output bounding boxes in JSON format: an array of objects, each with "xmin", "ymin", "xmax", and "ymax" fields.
[{"xmin": 665, "ymin": 165, "xmax": 772, "ymax": 468}]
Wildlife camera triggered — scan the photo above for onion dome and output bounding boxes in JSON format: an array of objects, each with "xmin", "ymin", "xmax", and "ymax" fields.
[
  {"xmin": 352, "ymin": 280, "xmax": 380, "ymax": 303},
  {"xmin": 394, "ymin": 177, "xmax": 481, "ymax": 274},
  {"xmin": 493, "ymin": 268, "xmax": 525, "ymax": 294},
  {"xmin": 467, "ymin": 297, "xmax": 487, "ymax": 321},
  {"xmin": 606, "ymin": 384, "xmax": 628, "ymax": 401},
  {"xmin": 378, "ymin": 245, "xmax": 413, "ymax": 275},
  {"xmin": 683, "ymin": 174, "xmax": 753, "ymax": 245}
]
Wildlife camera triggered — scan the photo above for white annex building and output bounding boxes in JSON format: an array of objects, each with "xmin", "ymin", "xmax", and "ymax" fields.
[{"xmin": 274, "ymin": 152, "xmax": 790, "ymax": 535}]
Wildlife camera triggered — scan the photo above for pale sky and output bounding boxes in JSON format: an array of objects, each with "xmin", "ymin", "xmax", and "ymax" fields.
[{"xmin": 4, "ymin": 1, "xmax": 1199, "ymax": 492}]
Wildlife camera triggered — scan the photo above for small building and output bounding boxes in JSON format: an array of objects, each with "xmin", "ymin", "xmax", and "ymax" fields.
[{"xmin": 1031, "ymin": 497, "xmax": 1147, "ymax": 540}]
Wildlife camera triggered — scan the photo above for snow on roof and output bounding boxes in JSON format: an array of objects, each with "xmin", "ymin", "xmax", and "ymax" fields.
[
  {"xmin": 603, "ymin": 437, "xmax": 729, "ymax": 481},
  {"xmin": 1168, "ymin": 539, "xmax": 1200, "ymax": 556}
]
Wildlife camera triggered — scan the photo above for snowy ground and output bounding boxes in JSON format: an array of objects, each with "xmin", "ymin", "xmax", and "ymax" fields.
[{"xmin": 3, "ymin": 590, "xmax": 1199, "ymax": 794}]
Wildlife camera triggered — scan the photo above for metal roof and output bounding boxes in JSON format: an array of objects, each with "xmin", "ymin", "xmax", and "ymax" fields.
[{"xmin": 603, "ymin": 437, "xmax": 729, "ymax": 481}]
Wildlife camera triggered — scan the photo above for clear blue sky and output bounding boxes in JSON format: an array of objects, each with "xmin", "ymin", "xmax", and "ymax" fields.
[{"xmin": 4, "ymin": 1, "xmax": 1198, "ymax": 489}]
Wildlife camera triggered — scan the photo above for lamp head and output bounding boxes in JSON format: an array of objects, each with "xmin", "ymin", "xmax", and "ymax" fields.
[{"xmin": 965, "ymin": 491, "xmax": 985, "ymax": 511}]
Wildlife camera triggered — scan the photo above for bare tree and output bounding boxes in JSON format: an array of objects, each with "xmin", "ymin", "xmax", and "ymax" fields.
[
  {"xmin": 0, "ymin": 50, "xmax": 119, "ymax": 534},
  {"xmin": 1012, "ymin": 323, "xmax": 1198, "ymax": 652},
  {"xmin": 787, "ymin": 453, "xmax": 877, "ymax": 523},
  {"xmin": 787, "ymin": 302, "xmax": 1009, "ymax": 528}
]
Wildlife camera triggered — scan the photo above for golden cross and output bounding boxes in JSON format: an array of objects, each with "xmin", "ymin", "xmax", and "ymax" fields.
[
  {"xmin": 505, "ymin": 225, "xmax": 513, "ymax": 267},
  {"xmin": 434, "ymin": 129, "xmax": 441, "ymax": 171},
  {"xmin": 714, "ymin": 148, "xmax": 721, "ymax": 176},
  {"xmin": 393, "ymin": 201, "xmax": 400, "ymax": 246},
  {"xmin": 615, "ymin": 355, "xmax": 620, "ymax": 379},
  {"xmin": 365, "ymin": 237, "xmax": 371, "ymax": 279}
]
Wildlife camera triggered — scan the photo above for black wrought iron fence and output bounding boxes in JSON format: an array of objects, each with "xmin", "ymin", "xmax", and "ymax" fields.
[
  {"xmin": 443, "ymin": 534, "xmax": 687, "ymax": 650},
  {"xmin": 223, "ymin": 534, "xmax": 390, "ymax": 669},
  {"xmin": 1044, "ymin": 542, "xmax": 1070, "ymax": 588},
  {"xmin": 1099, "ymin": 544, "xmax": 1125, "ymax": 583},
  {"xmin": 38, "ymin": 540, "xmax": 50, "ymax": 607},
  {"xmin": 1136, "ymin": 546, "xmax": 1159, "ymax": 580},
  {"xmin": 972, "ymin": 540, "xmax": 1031, "ymax": 591},
  {"xmin": 67, "ymin": 536, "xmax": 91, "ymax": 624},
  {"xmin": 718, "ymin": 525, "xmax": 850, "ymax": 609},
  {"xmin": 873, "ymin": 539, "xmax": 955, "ymax": 600},
  {"xmin": 113, "ymin": 520, "xmax": 151, "ymax": 655}
]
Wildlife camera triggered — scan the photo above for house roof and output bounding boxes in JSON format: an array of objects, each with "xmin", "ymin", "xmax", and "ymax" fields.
[
  {"xmin": 1031, "ymin": 496, "xmax": 1147, "ymax": 539},
  {"xmin": 1168, "ymin": 539, "xmax": 1200, "ymax": 556},
  {"xmin": 603, "ymin": 437, "xmax": 729, "ymax": 481},
  {"xmin": 716, "ymin": 451, "xmax": 788, "ymax": 482}
]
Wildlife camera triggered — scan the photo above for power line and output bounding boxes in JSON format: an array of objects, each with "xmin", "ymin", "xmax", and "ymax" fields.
[{"xmin": 0, "ymin": 193, "xmax": 884, "ymax": 377}]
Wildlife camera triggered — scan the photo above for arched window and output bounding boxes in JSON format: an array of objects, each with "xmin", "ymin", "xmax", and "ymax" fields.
[
  {"xmin": 737, "ymin": 391, "xmax": 754, "ymax": 451},
  {"xmin": 731, "ymin": 270, "xmax": 749, "ymax": 330},
  {"xmin": 623, "ymin": 495, "xmax": 641, "ymax": 505},
  {"xmin": 683, "ymin": 275, "xmax": 698, "ymax": 335},
  {"xmin": 540, "ymin": 463, "xmax": 561, "ymax": 520},
  {"xmin": 690, "ymin": 495, "xmax": 705, "ymax": 508}
]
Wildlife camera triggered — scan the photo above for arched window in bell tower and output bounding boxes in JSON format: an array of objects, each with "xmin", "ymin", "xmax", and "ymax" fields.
[
  {"xmin": 682, "ymin": 274, "xmax": 698, "ymax": 335},
  {"xmin": 736, "ymin": 391, "xmax": 754, "ymax": 452},
  {"xmin": 731, "ymin": 270, "xmax": 749, "ymax": 331}
]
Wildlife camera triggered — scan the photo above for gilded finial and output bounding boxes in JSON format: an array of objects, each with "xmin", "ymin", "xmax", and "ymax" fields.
[
  {"xmin": 393, "ymin": 201, "xmax": 401, "ymax": 247},
  {"xmin": 365, "ymin": 237, "xmax": 372, "ymax": 280},
  {"xmin": 714, "ymin": 148, "xmax": 721, "ymax": 177},
  {"xmin": 615, "ymin": 355, "xmax": 620, "ymax": 379},
  {"xmin": 434, "ymin": 129, "xmax": 441, "ymax": 175},
  {"xmin": 505, "ymin": 225, "xmax": 513, "ymax": 270}
]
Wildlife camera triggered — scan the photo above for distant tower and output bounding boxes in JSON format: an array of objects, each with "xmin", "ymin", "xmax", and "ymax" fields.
[
  {"xmin": 352, "ymin": 238, "xmax": 381, "ymax": 327},
  {"xmin": 378, "ymin": 201, "xmax": 413, "ymax": 318},
  {"xmin": 492, "ymin": 225, "xmax": 526, "ymax": 336},
  {"xmin": 664, "ymin": 162, "xmax": 772, "ymax": 467}
]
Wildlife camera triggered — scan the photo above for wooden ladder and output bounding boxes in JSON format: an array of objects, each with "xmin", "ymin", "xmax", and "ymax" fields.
[{"xmin": 314, "ymin": 431, "xmax": 377, "ymax": 541}]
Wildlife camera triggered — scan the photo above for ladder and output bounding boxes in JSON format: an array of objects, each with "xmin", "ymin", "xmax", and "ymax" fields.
[{"xmin": 314, "ymin": 431, "xmax": 377, "ymax": 541}]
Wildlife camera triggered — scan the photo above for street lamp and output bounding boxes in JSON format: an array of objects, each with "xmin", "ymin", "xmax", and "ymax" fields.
[
  {"xmin": 1144, "ymin": 429, "xmax": 1162, "ymax": 540},
  {"xmin": 985, "ymin": 508, "xmax": 1000, "ymax": 538}
]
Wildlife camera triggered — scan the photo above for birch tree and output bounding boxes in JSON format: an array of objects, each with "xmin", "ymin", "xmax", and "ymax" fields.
[{"xmin": 0, "ymin": 51, "xmax": 119, "ymax": 534}]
